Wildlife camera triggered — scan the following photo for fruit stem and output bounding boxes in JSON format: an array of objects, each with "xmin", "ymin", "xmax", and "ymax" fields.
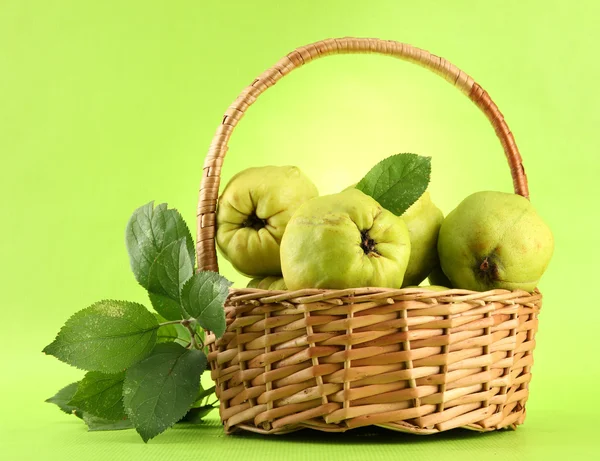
[
  {"xmin": 360, "ymin": 230, "xmax": 379, "ymax": 255},
  {"xmin": 477, "ymin": 256, "xmax": 500, "ymax": 282},
  {"xmin": 243, "ymin": 213, "xmax": 267, "ymax": 230},
  {"xmin": 480, "ymin": 258, "xmax": 490, "ymax": 272}
]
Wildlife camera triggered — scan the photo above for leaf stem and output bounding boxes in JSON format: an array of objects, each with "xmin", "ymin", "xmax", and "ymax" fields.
[
  {"xmin": 181, "ymin": 319, "xmax": 200, "ymax": 350},
  {"xmin": 158, "ymin": 319, "xmax": 203, "ymax": 350},
  {"xmin": 194, "ymin": 330, "xmax": 205, "ymax": 350},
  {"xmin": 158, "ymin": 320, "xmax": 184, "ymax": 326}
]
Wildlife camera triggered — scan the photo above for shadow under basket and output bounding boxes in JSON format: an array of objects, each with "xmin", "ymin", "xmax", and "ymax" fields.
[{"xmin": 198, "ymin": 38, "xmax": 542, "ymax": 435}]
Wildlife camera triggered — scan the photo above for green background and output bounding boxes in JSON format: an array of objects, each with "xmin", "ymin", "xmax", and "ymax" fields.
[{"xmin": 2, "ymin": 0, "xmax": 598, "ymax": 459}]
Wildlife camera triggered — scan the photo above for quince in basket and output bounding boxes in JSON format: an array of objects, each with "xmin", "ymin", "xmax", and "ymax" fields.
[
  {"xmin": 217, "ymin": 153, "xmax": 554, "ymax": 293},
  {"xmin": 400, "ymin": 191, "xmax": 444, "ymax": 287},
  {"xmin": 438, "ymin": 191, "xmax": 554, "ymax": 292},
  {"xmin": 216, "ymin": 165, "xmax": 318, "ymax": 277},
  {"xmin": 280, "ymin": 188, "xmax": 411, "ymax": 290},
  {"xmin": 247, "ymin": 275, "xmax": 287, "ymax": 290},
  {"xmin": 345, "ymin": 184, "xmax": 444, "ymax": 288}
]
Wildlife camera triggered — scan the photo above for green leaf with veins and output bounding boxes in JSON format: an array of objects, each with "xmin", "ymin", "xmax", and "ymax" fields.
[
  {"xmin": 43, "ymin": 300, "xmax": 158, "ymax": 373},
  {"xmin": 180, "ymin": 271, "xmax": 231, "ymax": 338},
  {"xmin": 46, "ymin": 382, "xmax": 83, "ymax": 418},
  {"xmin": 69, "ymin": 371, "xmax": 126, "ymax": 421},
  {"xmin": 126, "ymin": 202, "xmax": 195, "ymax": 288},
  {"xmin": 123, "ymin": 343, "xmax": 206, "ymax": 442},
  {"xmin": 356, "ymin": 153, "xmax": 431, "ymax": 216},
  {"xmin": 83, "ymin": 413, "xmax": 133, "ymax": 431},
  {"xmin": 147, "ymin": 238, "xmax": 194, "ymax": 320}
]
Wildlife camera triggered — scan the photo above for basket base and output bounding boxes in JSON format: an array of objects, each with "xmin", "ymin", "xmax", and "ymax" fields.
[
  {"xmin": 223, "ymin": 409, "xmax": 525, "ymax": 436},
  {"xmin": 225, "ymin": 420, "xmax": 520, "ymax": 436}
]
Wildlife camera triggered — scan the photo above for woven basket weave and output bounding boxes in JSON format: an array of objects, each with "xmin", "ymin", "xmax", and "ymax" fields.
[{"xmin": 197, "ymin": 37, "xmax": 541, "ymax": 435}]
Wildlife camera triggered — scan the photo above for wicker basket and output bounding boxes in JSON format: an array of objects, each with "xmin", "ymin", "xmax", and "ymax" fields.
[{"xmin": 197, "ymin": 37, "xmax": 541, "ymax": 435}]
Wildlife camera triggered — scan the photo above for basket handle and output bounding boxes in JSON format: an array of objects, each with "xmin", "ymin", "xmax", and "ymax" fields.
[{"xmin": 196, "ymin": 37, "xmax": 529, "ymax": 272}]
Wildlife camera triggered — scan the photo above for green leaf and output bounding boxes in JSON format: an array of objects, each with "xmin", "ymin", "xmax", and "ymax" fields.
[
  {"xmin": 83, "ymin": 413, "xmax": 133, "ymax": 432},
  {"xmin": 179, "ymin": 405, "xmax": 215, "ymax": 424},
  {"xmin": 123, "ymin": 343, "xmax": 207, "ymax": 442},
  {"xmin": 43, "ymin": 300, "xmax": 159, "ymax": 373},
  {"xmin": 126, "ymin": 202, "xmax": 195, "ymax": 288},
  {"xmin": 148, "ymin": 294, "xmax": 183, "ymax": 324},
  {"xmin": 180, "ymin": 271, "xmax": 231, "ymax": 338},
  {"xmin": 147, "ymin": 238, "xmax": 194, "ymax": 320},
  {"xmin": 154, "ymin": 313, "xmax": 190, "ymax": 346},
  {"xmin": 69, "ymin": 371, "xmax": 126, "ymax": 421},
  {"xmin": 45, "ymin": 382, "xmax": 83, "ymax": 418},
  {"xmin": 149, "ymin": 239, "xmax": 194, "ymax": 300},
  {"xmin": 356, "ymin": 153, "xmax": 431, "ymax": 216}
]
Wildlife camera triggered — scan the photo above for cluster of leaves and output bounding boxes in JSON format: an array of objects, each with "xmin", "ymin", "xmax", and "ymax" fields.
[{"xmin": 43, "ymin": 202, "xmax": 232, "ymax": 442}]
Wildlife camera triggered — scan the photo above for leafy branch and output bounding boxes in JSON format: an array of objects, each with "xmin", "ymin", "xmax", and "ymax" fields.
[{"xmin": 43, "ymin": 202, "xmax": 231, "ymax": 442}]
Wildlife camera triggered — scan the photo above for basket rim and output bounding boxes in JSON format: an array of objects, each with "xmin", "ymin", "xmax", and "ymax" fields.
[{"xmin": 225, "ymin": 286, "xmax": 542, "ymax": 308}]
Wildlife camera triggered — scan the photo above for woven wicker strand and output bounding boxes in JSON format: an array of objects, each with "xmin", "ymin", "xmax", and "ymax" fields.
[{"xmin": 198, "ymin": 38, "xmax": 541, "ymax": 435}]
